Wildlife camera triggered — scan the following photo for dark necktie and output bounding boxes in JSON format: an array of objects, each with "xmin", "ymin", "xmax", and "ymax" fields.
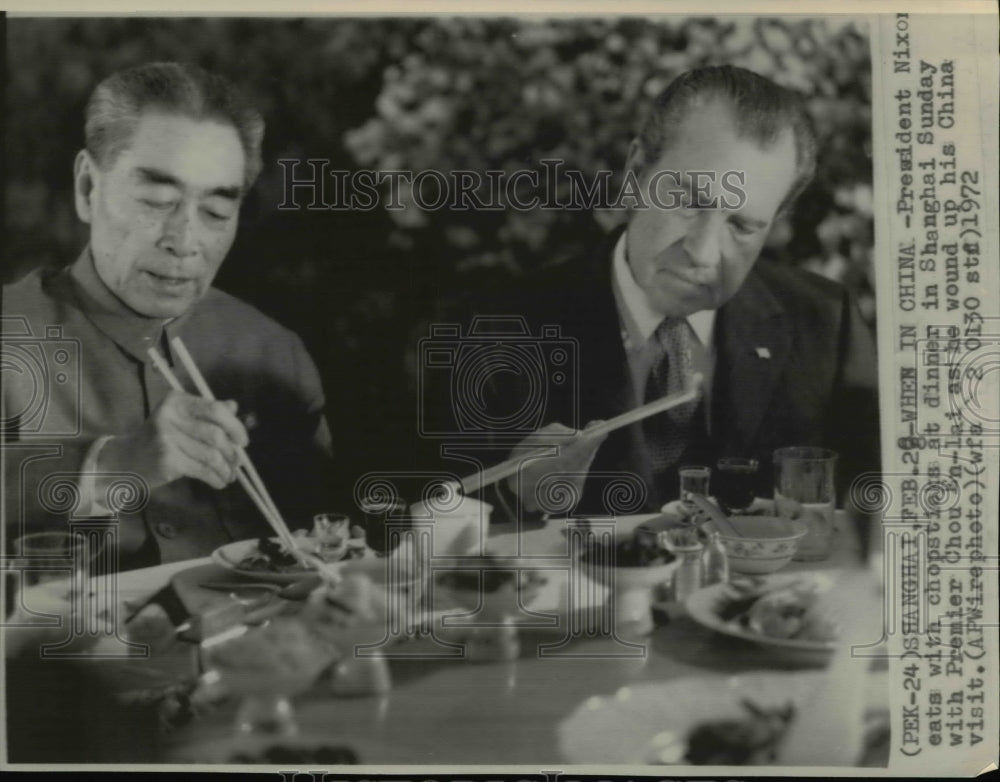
[{"xmin": 642, "ymin": 317, "xmax": 698, "ymax": 472}]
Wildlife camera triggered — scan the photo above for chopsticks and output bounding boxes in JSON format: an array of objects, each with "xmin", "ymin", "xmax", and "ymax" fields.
[
  {"xmin": 146, "ymin": 337, "xmax": 340, "ymax": 585},
  {"xmin": 457, "ymin": 373, "xmax": 704, "ymax": 494}
]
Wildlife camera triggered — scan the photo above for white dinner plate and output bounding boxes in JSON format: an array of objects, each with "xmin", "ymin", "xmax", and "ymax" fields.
[
  {"xmin": 684, "ymin": 571, "xmax": 839, "ymax": 660},
  {"xmin": 557, "ymin": 669, "xmax": 889, "ymax": 766}
]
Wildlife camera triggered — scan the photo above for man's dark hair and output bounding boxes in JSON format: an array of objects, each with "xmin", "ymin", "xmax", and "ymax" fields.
[
  {"xmin": 84, "ymin": 61, "xmax": 265, "ymax": 189},
  {"xmin": 639, "ymin": 65, "xmax": 817, "ymax": 215}
]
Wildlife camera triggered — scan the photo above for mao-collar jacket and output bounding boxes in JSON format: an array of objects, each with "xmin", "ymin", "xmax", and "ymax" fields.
[{"xmin": 3, "ymin": 250, "xmax": 334, "ymax": 568}]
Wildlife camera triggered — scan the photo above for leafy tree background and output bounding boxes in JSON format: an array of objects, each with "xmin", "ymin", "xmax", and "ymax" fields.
[{"xmin": 4, "ymin": 16, "xmax": 874, "ymax": 491}]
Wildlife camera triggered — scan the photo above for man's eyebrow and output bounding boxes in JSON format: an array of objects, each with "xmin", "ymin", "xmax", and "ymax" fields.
[
  {"xmin": 134, "ymin": 167, "xmax": 242, "ymax": 200},
  {"xmin": 732, "ymin": 214, "xmax": 770, "ymax": 229},
  {"xmin": 134, "ymin": 167, "xmax": 181, "ymax": 187}
]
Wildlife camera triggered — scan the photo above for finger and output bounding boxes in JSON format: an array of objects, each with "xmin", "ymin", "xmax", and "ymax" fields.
[
  {"xmin": 168, "ymin": 426, "xmax": 238, "ymax": 489},
  {"xmin": 516, "ymin": 422, "xmax": 576, "ymax": 448},
  {"xmin": 156, "ymin": 391, "xmax": 238, "ymax": 468},
  {"xmin": 580, "ymin": 420, "xmax": 609, "ymax": 441},
  {"xmin": 183, "ymin": 396, "xmax": 250, "ymax": 449},
  {"xmin": 176, "ymin": 415, "xmax": 242, "ymax": 470}
]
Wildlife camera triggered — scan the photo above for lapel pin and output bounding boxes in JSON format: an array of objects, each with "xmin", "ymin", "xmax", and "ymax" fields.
[{"xmin": 755, "ymin": 347, "xmax": 771, "ymax": 359}]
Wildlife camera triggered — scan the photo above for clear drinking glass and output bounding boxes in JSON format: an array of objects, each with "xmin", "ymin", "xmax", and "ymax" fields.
[
  {"xmin": 773, "ymin": 447, "xmax": 838, "ymax": 561},
  {"xmin": 312, "ymin": 511, "xmax": 352, "ymax": 559},
  {"xmin": 6, "ymin": 531, "xmax": 105, "ymax": 655},
  {"xmin": 12, "ymin": 531, "xmax": 94, "ymax": 587}
]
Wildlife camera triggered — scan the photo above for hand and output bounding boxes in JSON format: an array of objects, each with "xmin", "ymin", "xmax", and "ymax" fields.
[
  {"xmin": 504, "ymin": 421, "xmax": 608, "ymax": 514},
  {"xmin": 100, "ymin": 391, "xmax": 249, "ymax": 491}
]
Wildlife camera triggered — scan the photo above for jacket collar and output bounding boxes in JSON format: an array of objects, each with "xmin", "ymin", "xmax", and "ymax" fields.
[{"xmin": 67, "ymin": 247, "xmax": 192, "ymax": 364}]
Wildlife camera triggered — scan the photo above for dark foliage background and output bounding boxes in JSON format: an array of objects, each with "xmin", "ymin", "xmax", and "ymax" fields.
[{"xmin": 4, "ymin": 16, "xmax": 874, "ymax": 488}]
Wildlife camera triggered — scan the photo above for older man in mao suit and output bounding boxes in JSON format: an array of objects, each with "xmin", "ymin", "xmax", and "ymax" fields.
[{"xmin": 3, "ymin": 62, "xmax": 335, "ymax": 570}]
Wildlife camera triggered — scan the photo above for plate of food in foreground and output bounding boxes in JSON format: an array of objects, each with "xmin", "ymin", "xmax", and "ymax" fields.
[
  {"xmin": 557, "ymin": 669, "xmax": 889, "ymax": 766},
  {"xmin": 684, "ymin": 572, "xmax": 841, "ymax": 660},
  {"xmin": 212, "ymin": 524, "xmax": 373, "ymax": 584}
]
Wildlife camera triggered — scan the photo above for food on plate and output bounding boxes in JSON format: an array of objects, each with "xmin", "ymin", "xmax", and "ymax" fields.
[
  {"xmin": 721, "ymin": 578, "xmax": 838, "ymax": 643},
  {"xmin": 236, "ymin": 526, "xmax": 368, "ymax": 574},
  {"xmin": 683, "ymin": 698, "xmax": 796, "ymax": 765}
]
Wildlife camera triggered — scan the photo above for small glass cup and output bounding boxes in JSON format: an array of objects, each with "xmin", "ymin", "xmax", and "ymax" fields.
[
  {"xmin": 678, "ymin": 465, "xmax": 711, "ymax": 520},
  {"xmin": 12, "ymin": 531, "xmax": 93, "ymax": 587},
  {"xmin": 715, "ymin": 457, "xmax": 760, "ymax": 515},
  {"xmin": 308, "ymin": 512, "xmax": 354, "ymax": 564},
  {"xmin": 6, "ymin": 531, "xmax": 104, "ymax": 652}
]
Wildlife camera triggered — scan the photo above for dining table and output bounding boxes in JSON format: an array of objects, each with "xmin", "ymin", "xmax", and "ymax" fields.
[{"xmin": 5, "ymin": 508, "xmax": 889, "ymax": 768}]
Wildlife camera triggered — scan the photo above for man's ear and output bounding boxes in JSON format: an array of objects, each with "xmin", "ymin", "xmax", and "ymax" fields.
[
  {"xmin": 73, "ymin": 150, "xmax": 98, "ymax": 224},
  {"xmin": 624, "ymin": 138, "xmax": 646, "ymax": 181}
]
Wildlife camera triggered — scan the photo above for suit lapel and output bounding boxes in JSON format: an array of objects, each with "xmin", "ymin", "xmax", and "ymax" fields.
[
  {"xmin": 561, "ymin": 234, "xmax": 660, "ymax": 497},
  {"xmin": 716, "ymin": 269, "xmax": 791, "ymax": 447},
  {"xmin": 556, "ymin": 231, "xmax": 634, "ymax": 422}
]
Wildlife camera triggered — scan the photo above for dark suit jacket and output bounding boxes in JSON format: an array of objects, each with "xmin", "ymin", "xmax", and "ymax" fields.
[{"xmin": 431, "ymin": 231, "xmax": 880, "ymax": 516}]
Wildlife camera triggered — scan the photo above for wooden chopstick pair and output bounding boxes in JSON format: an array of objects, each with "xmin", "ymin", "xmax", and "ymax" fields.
[
  {"xmin": 147, "ymin": 336, "xmax": 339, "ymax": 584},
  {"xmin": 455, "ymin": 372, "xmax": 705, "ymax": 495}
]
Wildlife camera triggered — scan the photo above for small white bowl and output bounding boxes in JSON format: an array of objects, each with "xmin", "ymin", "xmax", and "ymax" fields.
[{"xmin": 703, "ymin": 516, "xmax": 808, "ymax": 574}]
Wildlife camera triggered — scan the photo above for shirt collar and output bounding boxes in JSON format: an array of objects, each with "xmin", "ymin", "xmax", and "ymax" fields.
[
  {"xmin": 68, "ymin": 247, "xmax": 186, "ymax": 363},
  {"xmin": 611, "ymin": 231, "xmax": 715, "ymax": 350}
]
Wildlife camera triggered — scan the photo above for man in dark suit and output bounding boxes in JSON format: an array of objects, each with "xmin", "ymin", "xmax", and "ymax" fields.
[{"xmin": 433, "ymin": 65, "xmax": 879, "ymax": 518}]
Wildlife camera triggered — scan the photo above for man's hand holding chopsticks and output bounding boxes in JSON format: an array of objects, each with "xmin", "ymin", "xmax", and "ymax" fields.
[
  {"xmin": 504, "ymin": 421, "xmax": 608, "ymax": 514},
  {"xmin": 99, "ymin": 390, "xmax": 250, "ymax": 491}
]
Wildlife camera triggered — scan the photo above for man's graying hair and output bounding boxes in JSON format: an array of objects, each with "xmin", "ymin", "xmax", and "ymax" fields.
[
  {"xmin": 639, "ymin": 65, "xmax": 818, "ymax": 215},
  {"xmin": 84, "ymin": 62, "xmax": 264, "ymax": 189}
]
